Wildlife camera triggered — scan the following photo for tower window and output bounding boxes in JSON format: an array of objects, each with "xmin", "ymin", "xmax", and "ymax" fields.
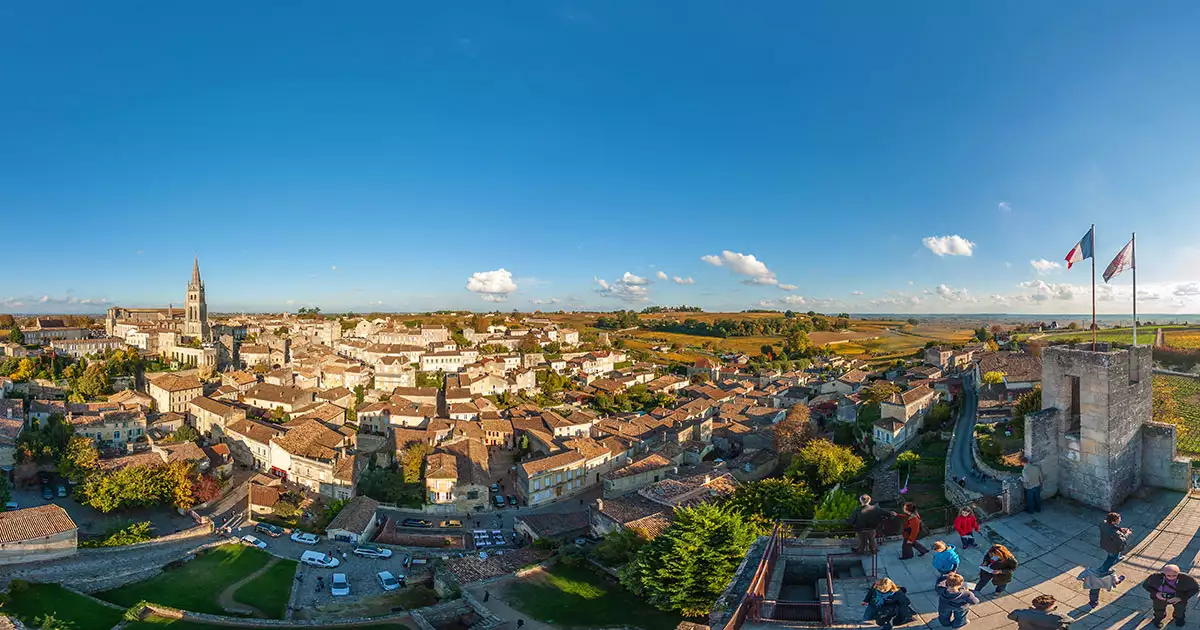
[{"xmin": 1067, "ymin": 375, "xmax": 1081, "ymax": 436}]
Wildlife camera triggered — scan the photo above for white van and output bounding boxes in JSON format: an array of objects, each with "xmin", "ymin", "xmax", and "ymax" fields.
[{"xmin": 300, "ymin": 550, "xmax": 340, "ymax": 568}]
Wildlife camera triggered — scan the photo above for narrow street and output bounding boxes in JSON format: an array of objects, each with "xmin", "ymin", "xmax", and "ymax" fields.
[{"xmin": 946, "ymin": 373, "xmax": 1003, "ymax": 496}]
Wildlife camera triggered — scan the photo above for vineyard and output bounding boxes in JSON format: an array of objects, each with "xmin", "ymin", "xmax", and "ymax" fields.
[
  {"xmin": 1154, "ymin": 373, "xmax": 1200, "ymax": 454},
  {"xmin": 1165, "ymin": 330, "xmax": 1200, "ymax": 349}
]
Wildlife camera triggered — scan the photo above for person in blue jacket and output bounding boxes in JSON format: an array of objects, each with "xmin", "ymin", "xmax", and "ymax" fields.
[
  {"xmin": 932, "ymin": 540, "xmax": 961, "ymax": 579},
  {"xmin": 936, "ymin": 572, "xmax": 980, "ymax": 628}
]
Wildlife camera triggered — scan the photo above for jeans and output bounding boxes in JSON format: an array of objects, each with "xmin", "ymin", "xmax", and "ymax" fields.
[
  {"xmin": 1097, "ymin": 552, "xmax": 1121, "ymax": 574},
  {"xmin": 1152, "ymin": 597, "xmax": 1187, "ymax": 624},
  {"xmin": 960, "ymin": 534, "xmax": 976, "ymax": 549},
  {"xmin": 901, "ymin": 540, "xmax": 929, "ymax": 559},
  {"xmin": 863, "ymin": 603, "xmax": 876, "ymax": 622},
  {"xmin": 938, "ymin": 608, "xmax": 969, "ymax": 628},
  {"xmin": 1089, "ymin": 588, "xmax": 1101, "ymax": 606},
  {"xmin": 974, "ymin": 573, "xmax": 1007, "ymax": 593},
  {"xmin": 1025, "ymin": 485, "xmax": 1042, "ymax": 513}
]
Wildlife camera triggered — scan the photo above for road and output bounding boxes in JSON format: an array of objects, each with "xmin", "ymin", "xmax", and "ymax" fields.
[{"xmin": 946, "ymin": 373, "xmax": 1002, "ymax": 496}]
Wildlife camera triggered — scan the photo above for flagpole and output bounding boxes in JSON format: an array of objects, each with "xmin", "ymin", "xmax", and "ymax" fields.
[
  {"xmin": 1132, "ymin": 232, "xmax": 1137, "ymax": 346},
  {"xmin": 1091, "ymin": 224, "xmax": 1096, "ymax": 351}
]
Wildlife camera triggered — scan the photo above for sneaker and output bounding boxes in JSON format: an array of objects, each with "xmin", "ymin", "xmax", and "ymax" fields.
[
  {"xmin": 1116, "ymin": 575, "xmax": 1127, "ymax": 585},
  {"xmin": 1153, "ymin": 619, "xmax": 1166, "ymax": 629},
  {"xmin": 1088, "ymin": 602, "xmax": 1098, "ymax": 610}
]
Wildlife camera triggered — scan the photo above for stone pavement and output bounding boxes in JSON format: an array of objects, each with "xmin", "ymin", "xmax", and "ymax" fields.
[{"xmin": 823, "ymin": 490, "xmax": 1200, "ymax": 629}]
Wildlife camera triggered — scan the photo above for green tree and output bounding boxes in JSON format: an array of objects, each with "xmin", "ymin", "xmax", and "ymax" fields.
[
  {"xmin": 724, "ymin": 478, "xmax": 814, "ymax": 521},
  {"xmin": 518, "ymin": 335, "xmax": 541, "ymax": 354},
  {"xmin": 982, "ymin": 371, "xmax": 1006, "ymax": 385},
  {"xmin": 0, "ymin": 473, "xmax": 11, "ymax": 508},
  {"xmin": 621, "ymin": 504, "xmax": 764, "ymax": 616},
  {"xmin": 893, "ymin": 450, "xmax": 921, "ymax": 475},
  {"xmin": 170, "ymin": 424, "xmax": 200, "ymax": 443},
  {"xmin": 1012, "ymin": 387, "xmax": 1042, "ymax": 422},
  {"xmin": 812, "ymin": 487, "xmax": 859, "ymax": 522},
  {"xmin": 7, "ymin": 328, "xmax": 23, "ymax": 344},
  {"xmin": 860, "ymin": 380, "xmax": 900, "ymax": 406},
  {"xmin": 59, "ymin": 435, "xmax": 100, "ymax": 483},
  {"xmin": 592, "ymin": 527, "xmax": 647, "ymax": 566},
  {"xmin": 786, "ymin": 438, "xmax": 864, "ymax": 492},
  {"xmin": 75, "ymin": 363, "xmax": 111, "ymax": 400},
  {"xmin": 402, "ymin": 442, "xmax": 429, "ymax": 483}
]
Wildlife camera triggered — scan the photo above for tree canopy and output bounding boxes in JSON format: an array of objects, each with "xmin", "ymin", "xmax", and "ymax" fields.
[
  {"xmin": 621, "ymin": 503, "xmax": 765, "ymax": 616},
  {"xmin": 982, "ymin": 371, "xmax": 1006, "ymax": 385},
  {"xmin": 772, "ymin": 404, "xmax": 816, "ymax": 454},
  {"xmin": 786, "ymin": 438, "xmax": 864, "ymax": 492},
  {"xmin": 859, "ymin": 380, "xmax": 900, "ymax": 406},
  {"xmin": 724, "ymin": 478, "xmax": 814, "ymax": 521}
]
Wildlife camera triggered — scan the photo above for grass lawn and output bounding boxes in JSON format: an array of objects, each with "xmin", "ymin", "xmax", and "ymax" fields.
[
  {"xmin": 99, "ymin": 544, "xmax": 272, "ymax": 615},
  {"xmin": 126, "ymin": 617, "xmax": 416, "ymax": 630},
  {"xmin": 2, "ymin": 583, "xmax": 125, "ymax": 630},
  {"xmin": 505, "ymin": 563, "xmax": 683, "ymax": 630},
  {"xmin": 232, "ymin": 558, "xmax": 297, "ymax": 619}
]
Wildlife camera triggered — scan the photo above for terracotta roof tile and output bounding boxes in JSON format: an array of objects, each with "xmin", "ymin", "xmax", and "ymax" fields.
[{"xmin": 0, "ymin": 505, "xmax": 77, "ymax": 543}]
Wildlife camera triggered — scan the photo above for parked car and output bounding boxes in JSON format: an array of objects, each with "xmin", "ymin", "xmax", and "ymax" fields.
[
  {"xmin": 300, "ymin": 550, "xmax": 340, "ymax": 568},
  {"xmin": 56, "ymin": 485, "xmax": 67, "ymax": 498},
  {"xmin": 240, "ymin": 535, "xmax": 267, "ymax": 549},
  {"xmin": 489, "ymin": 483, "xmax": 500, "ymax": 493},
  {"xmin": 291, "ymin": 532, "xmax": 321, "ymax": 545},
  {"xmin": 353, "ymin": 546, "xmax": 393, "ymax": 559},
  {"xmin": 401, "ymin": 518, "xmax": 433, "ymax": 528},
  {"xmin": 330, "ymin": 573, "xmax": 350, "ymax": 596},
  {"xmin": 4, "ymin": 501, "xmax": 18, "ymax": 511},
  {"xmin": 493, "ymin": 495, "xmax": 506, "ymax": 508},
  {"xmin": 41, "ymin": 485, "xmax": 54, "ymax": 500},
  {"xmin": 441, "ymin": 519, "xmax": 463, "ymax": 528},
  {"xmin": 508, "ymin": 495, "xmax": 518, "ymax": 506},
  {"xmin": 255, "ymin": 523, "xmax": 284, "ymax": 538},
  {"xmin": 376, "ymin": 571, "xmax": 401, "ymax": 591}
]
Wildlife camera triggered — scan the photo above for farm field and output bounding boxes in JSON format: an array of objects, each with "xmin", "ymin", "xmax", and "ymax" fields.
[{"xmin": 1155, "ymin": 373, "xmax": 1200, "ymax": 455}]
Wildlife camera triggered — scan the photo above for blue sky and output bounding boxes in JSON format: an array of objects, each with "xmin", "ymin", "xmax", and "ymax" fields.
[{"xmin": 3, "ymin": 2, "xmax": 1200, "ymax": 314}]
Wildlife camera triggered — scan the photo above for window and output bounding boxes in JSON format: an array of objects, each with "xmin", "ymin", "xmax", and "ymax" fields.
[
  {"xmin": 533, "ymin": 480, "xmax": 541, "ymax": 491},
  {"xmin": 556, "ymin": 474, "xmax": 562, "ymax": 484},
  {"xmin": 1067, "ymin": 375, "xmax": 1081, "ymax": 436}
]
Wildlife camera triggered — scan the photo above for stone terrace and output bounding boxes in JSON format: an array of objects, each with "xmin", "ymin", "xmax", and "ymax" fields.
[{"xmin": 753, "ymin": 489, "xmax": 1200, "ymax": 629}]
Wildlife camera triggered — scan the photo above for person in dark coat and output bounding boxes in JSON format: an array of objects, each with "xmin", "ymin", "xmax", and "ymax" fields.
[
  {"xmin": 974, "ymin": 544, "xmax": 1018, "ymax": 595},
  {"xmin": 849, "ymin": 494, "xmax": 895, "ymax": 556},
  {"xmin": 861, "ymin": 578, "xmax": 914, "ymax": 630},
  {"xmin": 899, "ymin": 502, "xmax": 929, "ymax": 560},
  {"xmin": 1098, "ymin": 511, "xmax": 1131, "ymax": 574},
  {"xmin": 1143, "ymin": 564, "xmax": 1199, "ymax": 627},
  {"xmin": 1007, "ymin": 594, "xmax": 1073, "ymax": 630},
  {"xmin": 936, "ymin": 572, "xmax": 979, "ymax": 628}
]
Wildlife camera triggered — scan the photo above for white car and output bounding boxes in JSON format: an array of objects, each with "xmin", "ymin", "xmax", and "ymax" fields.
[
  {"xmin": 353, "ymin": 546, "xmax": 393, "ymax": 559},
  {"xmin": 291, "ymin": 532, "xmax": 321, "ymax": 545},
  {"xmin": 240, "ymin": 535, "xmax": 267, "ymax": 549},
  {"xmin": 376, "ymin": 570, "xmax": 401, "ymax": 591},
  {"xmin": 300, "ymin": 550, "xmax": 340, "ymax": 568},
  {"xmin": 331, "ymin": 573, "xmax": 350, "ymax": 596}
]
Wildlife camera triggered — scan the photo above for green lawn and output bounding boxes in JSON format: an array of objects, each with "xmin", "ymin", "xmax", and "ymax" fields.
[
  {"xmin": 506, "ymin": 563, "xmax": 683, "ymax": 630},
  {"xmin": 232, "ymin": 558, "xmax": 297, "ymax": 619},
  {"xmin": 126, "ymin": 616, "xmax": 415, "ymax": 630},
  {"xmin": 2, "ymin": 583, "xmax": 125, "ymax": 630},
  {"xmin": 98, "ymin": 544, "xmax": 272, "ymax": 615}
]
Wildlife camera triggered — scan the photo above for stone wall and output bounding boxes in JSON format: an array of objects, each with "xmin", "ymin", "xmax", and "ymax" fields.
[
  {"xmin": 141, "ymin": 596, "xmax": 487, "ymax": 629},
  {"xmin": 971, "ymin": 432, "xmax": 1021, "ymax": 483},
  {"xmin": 872, "ymin": 470, "xmax": 900, "ymax": 504},
  {"xmin": 1142, "ymin": 421, "xmax": 1191, "ymax": 492}
]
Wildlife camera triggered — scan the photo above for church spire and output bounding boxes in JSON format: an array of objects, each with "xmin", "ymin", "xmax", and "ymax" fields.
[{"xmin": 191, "ymin": 256, "xmax": 202, "ymax": 286}]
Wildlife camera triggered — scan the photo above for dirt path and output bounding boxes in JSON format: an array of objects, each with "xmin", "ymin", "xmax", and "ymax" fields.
[{"xmin": 217, "ymin": 556, "xmax": 279, "ymax": 618}]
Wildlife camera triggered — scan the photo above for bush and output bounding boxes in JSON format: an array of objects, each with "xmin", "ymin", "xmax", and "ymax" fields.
[
  {"xmin": 80, "ymin": 521, "xmax": 153, "ymax": 548},
  {"xmin": 812, "ymin": 487, "xmax": 859, "ymax": 522},
  {"xmin": 532, "ymin": 537, "xmax": 560, "ymax": 551},
  {"xmin": 559, "ymin": 544, "xmax": 589, "ymax": 567}
]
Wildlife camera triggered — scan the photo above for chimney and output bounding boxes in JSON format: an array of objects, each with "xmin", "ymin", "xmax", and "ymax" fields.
[{"xmin": 595, "ymin": 498, "xmax": 604, "ymax": 512}]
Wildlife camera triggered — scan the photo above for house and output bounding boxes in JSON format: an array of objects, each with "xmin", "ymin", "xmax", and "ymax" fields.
[
  {"xmin": 589, "ymin": 472, "xmax": 737, "ymax": 540},
  {"xmin": 221, "ymin": 370, "xmax": 259, "ymax": 392},
  {"xmin": 541, "ymin": 411, "xmax": 593, "ymax": 438},
  {"xmin": 519, "ymin": 451, "xmax": 590, "ymax": 506},
  {"xmin": 49, "ymin": 337, "xmax": 127, "ymax": 359},
  {"xmin": 0, "ymin": 504, "xmax": 79, "ymax": 565},
  {"xmin": 244, "ymin": 383, "xmax": 315, "ymax": 414},
  {"xmin": 325, "ymin": 495, "xmax": 381, "ymax": 544},
  {"xmin": 225, "ymin": 419, "xmax": 285, "ymax": 472},
  {"xmin": 357, "ymin": 401, "xmax": 435, "ymax": 434},
  {"xmin": 873, "ymin": 384, "xmax": 938, "ymax": 456},
  {"xmin": 239, "ymin": 344, "xmax": 273, "ymax": 369},
  {"xmin": 146, "ymin": 373, "xmax": 204, "ymax": 414},
  {"xmin": 645, "ymin": 375, "xmax": 687, "ymax": 395},
  {"xmin": 906, "ymin": 366, "xmax": 943, "ymax": 382},
  {"xmin": 973, "ymin": 351, "xmax": 1042, "ymax": 396},
  {"xmin": 833, "ymin": 370, "xmax": 870, "ymax": 395},
  {"xmin": 18, "ymin": 318, "xmax": 89, "ymax": 346},
  {"xmin": 316, "ymin": 386, "xmax": 354, "ymax": 409},
  {"xmin": 248, "ymin": 479, "xmax": 284, "ymax": 516},
  {"xmin": 434, "ymin": 438, "xmax": 491, "ymax": 512},
  {"xmin": 514, "ymin": 512, "xmax": 590, "ymax": 544},
  {"xmin": 108, "ymin": 389, "xmax": 154, "ymax": 409},
  {"xmin": 686, "ymin": 357, "xmax": 722, "ymax": 382},
  {"xmin": 392, "ymin": 387, "xmax": 439, "ymax": 407},
  {"xmin": 0, "ymin": 413, "xmax": 22, "ymax": 471},
  {"xmin": 425, "ymin": 453, "xmax": 458, "ymax": 506},
  {"xmin": 69, "ymin": 407, "xmax": 147, "ymax": 447},
  {"xmin": 480, "ymin": 419, "xmax": 514, "ymax": 448},
  {"xmin": 187, "ymin": 396, "xmax": 247, "ymax": 440},
  {"xmin": 601, "ymin": 452, "xmax": 673, "ymax": 498},
  {"xmin": 269, "ymin": 419, "xmax": 353, "ymax": 496}
]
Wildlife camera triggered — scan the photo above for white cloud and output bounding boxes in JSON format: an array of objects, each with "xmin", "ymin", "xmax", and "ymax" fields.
[
  {"xmin": 700, "ymin": 250, "xmax": 793, "ymax": 287},
  {"xmin": 1005, "ymin": 262, "xmax": 1013, "ymax": 269},
  {"xmin": 672, "ymin": 276, "xmax": 695, "ymax": 285},
  {"xmin": 922, "ymin": 235, "xmax": 976, "ymax": 257},
  {"xmin": 757, "ymin": 299, "xmax": 776, "ymax": 308},
  {"xmin": 595, "ymin": 275, "xmax": 650, "ymax": 303},
  {"xmin": 935, "ymin": 284, "xmax": 974, "ymax": 302},
  {"xmin": 1018, "ymin": 280, "xmax": 1077, "ymax": 302},
  {"xmin": 780, "ymin": 295, "xmax": 807, "ymax": 305},
  {"xmin": 1031, "ymin": 259, "xmax": 1062, "ymax": 275},
  {"xmin": 285, "ymin": 299, "xmax": 297, "ymax": 305},
  {"xmin": 700, "ymin": 254, "xmax": 723, "ymax": 266},
  {"xmin": 369, "ymin": 300, "xmax": 384, "ymax": 306},
  {"xmin": 868, "ymin": 296, "xmax": 922, "ymax": 308},
  {"xmin": 621, "ymin": 272, "xmax": 649, "ymax": 286},
  {"xmin": 656, "ymin": 271, "xmax": 669, "ymax": 280},
  {"xmin": 777, "ymin": 284, "xmax": 798, "ymax": 291},
  {"xmin": 1174, "ymin": 283, "xmax": 1200, "ymax": 296},
  {"xmin": 465, "ymin": 268, "xmax": 518, "ymax": 302},
  {"xmin": 852, "ymin": 291, "xmax": 864, "ymax": 296},
  {"xmin": 331, "ymin": 265, "xmax": 338, "ymax": 271},
  {"xmin": 530, "ymin": 298, "xmax": 561, "ymax": 305},
  {"xmin": 908, "ymin": 280, "xmax": 914, "ymax": 285},
  {"xmin": 999, "ymin": 202, "xmax": 1012, "ymax": 212}
]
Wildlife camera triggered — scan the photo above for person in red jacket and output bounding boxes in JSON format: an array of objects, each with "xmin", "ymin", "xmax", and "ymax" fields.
[{"xmin": 953, "ymin": 507, "xmax": 980, "ymax": 549}]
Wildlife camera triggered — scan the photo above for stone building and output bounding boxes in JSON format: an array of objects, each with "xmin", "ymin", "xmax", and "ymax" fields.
[
  {"xmin": 1025, "ymin": 343, "xmax": 1189, "ymax": 511},
  {"xmin": 184, "ymin": 257, "xmax": 211, "ymax": 342},
  {"xmin": 0, "ymin": 504, "xmax": 78, "ymax": 565}
]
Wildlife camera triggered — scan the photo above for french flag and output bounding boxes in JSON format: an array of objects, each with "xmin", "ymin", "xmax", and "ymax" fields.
[{"xmin": 1065, "ymin": 227, "xmax": 1094, "ymax": 269}]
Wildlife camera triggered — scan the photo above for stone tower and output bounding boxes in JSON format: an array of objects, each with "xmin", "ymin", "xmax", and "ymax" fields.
[
  {"xmin": 184, "ymin": 257, "xmax": 211, "ymax": 342},
  {"xmin": 1025, "ymin": 343, "xmax": 1189, "ymax": 511}
]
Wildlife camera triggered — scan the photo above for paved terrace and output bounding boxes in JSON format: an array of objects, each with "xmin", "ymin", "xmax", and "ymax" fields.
[{"xmin": 754, "ymin": 490, "xmax": 1200, "ymax": 629}]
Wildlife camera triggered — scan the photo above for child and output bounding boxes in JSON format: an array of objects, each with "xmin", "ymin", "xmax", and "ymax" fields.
[
  {"xmin": 936, "ymin": 572, "xmax": 979, "ymax": 628},
  {"xmin": 975, "ymin": 544, "xmax": 1018, "ymax": 595},
  {"xmin": 953, "ymin": 507, "xmax": 980, "ymax": 549},
  {"xmin": 931, "ymin": 541, "xmax": 961, "ymax": 578},
  {"xmin": 1078, "ymin": 567, "xmax": 1126, "ymax": 609}
]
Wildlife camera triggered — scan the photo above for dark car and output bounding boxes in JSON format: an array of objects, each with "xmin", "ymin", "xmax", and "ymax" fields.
[
  {"xmin": 507, "ymin": 495, "xmax": 518, "ymax": 506},
  {"xmin": 42, "ymin": 485, "xmax": 54, "ymax": 500},
  {"xmin": 401, "ymin": 518, "xmax": 433, "ymax": 528},
  {"xmin": 489, "ymin": 483, "xmax": 500, "ymax": 494},
  {"xmin": 255, "ymin": 523, "xmax": 285, "ymax": 537},
  {"xmin": 493, "ymin": 495, "xmax": 506, "ymax": 508}
]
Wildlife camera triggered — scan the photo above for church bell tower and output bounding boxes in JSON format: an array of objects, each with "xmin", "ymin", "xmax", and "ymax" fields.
[{"xmin": 184, "ymin": 257, "xmax": 211, "ymax": 342}]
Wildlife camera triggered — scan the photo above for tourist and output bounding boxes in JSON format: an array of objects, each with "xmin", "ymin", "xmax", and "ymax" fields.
[
  {"xmin": 936, "ymin": 572, "xmax": 979, "ymax": 628},
  {"xmin": 953, "ymin": 507, "xmax": 980, "ymax": 549},
  {"xmin": 1143, "ymin": 564, "xmax": 1198, "ymax": 627},
  {"xmin": 974, "ymin": 544, "xmax": 1018, "ymax": 595},
  {"xmin": 1020, "ymin": 455, "xmax": 1043, "ymax": 513},
  {"xmin": 1007, "ymin": 594, "xmax": 1072, "ymax": 629},
  {"xmin": 957, "ymin": 476, "xmax": 966, "ymax": 488},
  {"xmin": 900, "ymin": 502, "xmax": 929, "ymax": 560},
  {"xmin": 516, "ymin": 620, "xmax": 525, "ymax": 628},
  {"xmin": 931, "ymin": 541, "xmax": 960, "ymax": 579},
  {"xmin": 861, "ymin": 578, "xmax": 914, "ymax": 630},
  {"xmin": 1098, "ymin": 512, "xmax": 1131, "ymax": 574},
  {"xmin": 1077, "ymin": 566, "xmax": 1125, "ymax": 609},
  {"xmin": 483, "ymin": 590, "xmax": 490, "ymax": 602},
  {"xmin": 849, "ymin": 494, "xmax": 895, "ymax": 556}
]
